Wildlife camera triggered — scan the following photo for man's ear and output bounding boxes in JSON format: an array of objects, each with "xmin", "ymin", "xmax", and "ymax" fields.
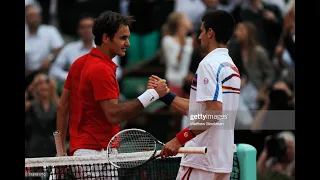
[
  {"xmin": 207, "ymin": 28, "xmax": 215, "ymax": 39},
  {"xmin": 102, "ymin": 33, "xmax": 109, "ymax": 44}
]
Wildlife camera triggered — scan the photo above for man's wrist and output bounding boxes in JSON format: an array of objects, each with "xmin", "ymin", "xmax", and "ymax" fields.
[
  {"xmin": 175, "ymin": 128, "xmax": 195, "ymax": 145},
  {"xmin": 137, "ymin": 89, "xmax": 159, "ymax": 108},
  {"xmin": 159, "ymin": 92, "xmax": 176, "ymax": 106}
]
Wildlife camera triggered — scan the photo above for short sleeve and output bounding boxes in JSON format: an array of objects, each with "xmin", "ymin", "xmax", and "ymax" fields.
[
  {"xmin": 64, "ymin": 67, "xmax": 72, "ymax": 90},
  {"xmin": 49, "ymin": 26, "xmax": 64, "ymax": 49},
  {"xmin": 90, "ymin": 67, "xmax": 118, "ymax": 101},
  {"xmin": 196, "ymin": 63, "xmax": 223, "ymax": 103}
]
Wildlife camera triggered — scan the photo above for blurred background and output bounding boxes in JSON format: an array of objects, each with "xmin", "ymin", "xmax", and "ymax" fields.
[{"xmin": 25, "ymin": 0, "xmax": 295, "ymax": 179}]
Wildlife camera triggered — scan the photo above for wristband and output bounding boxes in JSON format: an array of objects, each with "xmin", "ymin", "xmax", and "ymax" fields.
[
  {"xmin": 175, "ymin": 128, "xmax": 195, "ymax": 145},
  {"xmin": 159, "ymin": 92, "xmax": 176, "ymax": 106},
  {"xmin": 137, "ymin": 89, "xmax": 159, "ymax": 108}
]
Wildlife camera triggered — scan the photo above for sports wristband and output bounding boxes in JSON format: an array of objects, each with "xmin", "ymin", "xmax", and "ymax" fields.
[
  {"xmin": 175, "ymin": 128, "xmax": 195, "ymax": 145},
  {"xmin": 159, "ymin": 92, "xmax": 176, "ymax": 106},
  {"xmin": 137, "ymin": 89, "xmax": 159, "ymax": 108}
]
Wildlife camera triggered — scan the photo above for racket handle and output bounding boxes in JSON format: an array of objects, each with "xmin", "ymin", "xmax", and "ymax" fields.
[
  {"xmin": 53, "ymin": 130, "xmax": 64, "ymax": 156},
  {"xmin": 178, "ymin": 147, "xmax": 207, "ymax": 154}
]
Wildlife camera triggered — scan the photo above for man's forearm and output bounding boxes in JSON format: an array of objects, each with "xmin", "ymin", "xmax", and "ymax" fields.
[
  {"xmin": 104, "ymin": 99, "xmax": 145, "ymax": 125},
  {"xmin": 170, "ymin": 96, "xmax": 189, "ymax": 116}
]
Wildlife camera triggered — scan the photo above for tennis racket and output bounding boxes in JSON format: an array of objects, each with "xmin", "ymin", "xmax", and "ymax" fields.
[
  {"xmin": 106, "ymin": 128, "xmax": 207, "ymax": 169},
  {"xmin": 53, "ymin": 130, "xmax": 64, "ymax": 156},
  {"xmin": 52, "ymin": 130, "xmax": 75, "ymax": 180}
]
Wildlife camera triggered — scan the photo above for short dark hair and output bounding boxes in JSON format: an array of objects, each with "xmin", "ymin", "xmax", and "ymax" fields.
[
  {"xmin": 77, "ymin": 13, "xmax": 94, "ymax": 26},
  {"xmin": 201, "ymin": 10, "xmax": 235, "ymax": 44},
  {"xmin": 93, "ymin": 11, "xmax": 135, "ymax": 46}
]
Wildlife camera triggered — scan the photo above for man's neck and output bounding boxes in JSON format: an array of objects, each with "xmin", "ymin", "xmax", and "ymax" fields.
[
  {"xmin": 96, "ymin": 46, "xmax": 115, "ymax": 59},
  {"xmin": 28, "ymin": 25, "xmax": 39, "ymax": 35},
  {"xmin": 83, "ymin": 40, "xmax": 93, "ymax": 49},
  {"xmin": 207, "ymin": 42, "xmax": 227, "ymax": 53}
]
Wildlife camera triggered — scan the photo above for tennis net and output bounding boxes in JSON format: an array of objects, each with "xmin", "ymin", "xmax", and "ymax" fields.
[{"xmin": 25, "ymin": 149, "xmax": 240, "ymax": 180}]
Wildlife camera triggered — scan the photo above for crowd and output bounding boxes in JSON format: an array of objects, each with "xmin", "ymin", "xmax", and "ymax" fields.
[{"xmin": 25, "ymin": 0, "xmax": 295, "ymax": 179}]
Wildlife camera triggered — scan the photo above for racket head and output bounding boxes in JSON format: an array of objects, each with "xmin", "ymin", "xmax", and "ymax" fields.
[{"xmin": 106, "ymin": 128, "xmax": 158, "ymax": 169}]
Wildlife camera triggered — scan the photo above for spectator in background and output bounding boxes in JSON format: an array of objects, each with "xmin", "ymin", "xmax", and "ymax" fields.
[
  {"xmin": 229, "ymin": 21, "xmax": 275, "ymax": 110},
  {"xmin": 232, "ymin": 0, "xmax": 283, "ymax": 59},
  {"xmin": 25, "ymin": 5, "xmax": 64, "ymax": 90},
  {"xmin": 193, "ymin": 0, "xmax": 242, "ymax": 31},
  {"xmin": 49, "ymin": 13, "xmax": 122, "ymax": 94},
  {"xmin": 251, "ymin": 80, "xmax": 294, "ymax": 132},
  {"xmin": 257, "ymin": 131, "xmax": 295, "ymax": 179},
  {"xmin": 273, "ymin": 1, "xmax": 295, "ymax": 78},
  {"xmin": 25, "ymin": 74, "xmax": 60, "ymax": 158},
  {"xmin": 161, "ymin": 12, "xmax": 193, "ymax": 97},
  {"xmin": 49, "ymin": 14, "xmax": 95, "ymax": 84},
  {"xmin": 174, "ymin": 0, "xmax": 206, "ymax": 33}
]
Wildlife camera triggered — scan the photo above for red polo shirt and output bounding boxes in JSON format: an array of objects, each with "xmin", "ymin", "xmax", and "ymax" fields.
[
  {"xmin": 64, "ymin": 53, "xmax": 88, "ymax": 155},
  {"xmin": 77, "ymin": 48, "xmax": 120, "ymax": 152}
]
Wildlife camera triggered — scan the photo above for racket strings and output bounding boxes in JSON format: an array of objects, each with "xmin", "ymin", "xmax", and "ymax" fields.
[{"xmin": 108, "ymin": 130, "xmax": 156, "ymax": 168}]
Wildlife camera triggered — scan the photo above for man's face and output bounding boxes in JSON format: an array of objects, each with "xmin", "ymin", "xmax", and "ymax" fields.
[
  {"xmin": 108, "ymin": 25, "xmax": 131, "ymax": 57},
  {"xmin": 199, "ymin": 23, "xmax": 209, "ymax": 53},
  {"xmin": 78, "ymin": 18, "xmax": 94, "ymax": 42},
  {"xmin": 25, "ymin": 7, "xmax": 41, "ymax": 28}
]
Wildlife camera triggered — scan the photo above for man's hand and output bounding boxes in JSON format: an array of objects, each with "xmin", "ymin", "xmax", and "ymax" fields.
[
  {"xmin": 160, "ymin": 137, "xmax": 182, "ymax": 158},
  {"xmin": 148, "ymin": 75, "xmax": 170, "ymax": 97},
  {"xmin": 147, "ymin": 75, "xmax": 164, "ymax": 89},
  {"xmin": 154, "ymin": 79, "xmax": 170, "ymax": 98},
  {"xmin": 55, "ymin": 151, "xmax": 67, "ymax": 157},
  {"xmin": 147, "ymin": 75, "xmax": 159, "ymax": 89}
]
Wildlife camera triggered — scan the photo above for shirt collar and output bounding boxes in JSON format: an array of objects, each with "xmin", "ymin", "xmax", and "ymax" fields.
[
  {"xmin": 210, "ymin": 48, "xmax": 229, "ymax": 55},
  {"xmin": 89, "ymin": 48, "xmax": 118, "ymax": 71}
]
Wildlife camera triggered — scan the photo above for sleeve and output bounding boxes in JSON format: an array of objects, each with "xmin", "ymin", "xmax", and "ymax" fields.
[
  {"xmin": 49, "ymin": 26, "xmax": 64, "ymax": 49},
  {"xmin": 63, "ymin": 67, "xmax": 71, "ymax": 90},
  {"xmin": 196, "ymin": 62, "xmax": 223, "ymax": 103},
  {"xmin": 49, "ymin": 46, "xmax": 69, "ymax": 81},
  {"xmin": 90, "ymin": 67, "xmax": 119, "ymax": 101}
]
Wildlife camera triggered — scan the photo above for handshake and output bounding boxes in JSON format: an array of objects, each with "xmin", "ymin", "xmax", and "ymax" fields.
[{"xmin": 147, "ymin": 75, "xmax": 170, "ymax": 98}]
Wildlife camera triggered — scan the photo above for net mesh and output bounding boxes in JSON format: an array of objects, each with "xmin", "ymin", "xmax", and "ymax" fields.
[{"xmin": 25, "ymin": 150, "xmax": 240, "ymax": 180}]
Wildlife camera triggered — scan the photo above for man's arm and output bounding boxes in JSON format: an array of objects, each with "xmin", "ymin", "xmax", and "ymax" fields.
[
  {"xmin": 99, "ymin": 99, "xmax": 144, "ymax": 125},
  {"xmin": 56, "ymin": 88, "xmax": 70, "ymax": 155},
  {"xmin": 169, "ymin": 97, "xmax": 189, "ymax": 116},
  {"xmin": 148, "ymin": 75, "xmax": 189, "ymax": 115},
  {"xmin": 99, "ymin": 80, "xmax": 169, "ymax": 125},
  {"xmin": 190, "ymin": 100, "xmax": 222, "ymax": 136}
]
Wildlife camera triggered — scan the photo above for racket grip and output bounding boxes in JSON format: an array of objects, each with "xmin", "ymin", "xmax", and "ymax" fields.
[
  {"xmin": 178, "ymin": 147, "xmax": 207, "ymax": 154},
  {"xmin": 53, "ymin": 130, "xmax": 64, "ymax": 156}
]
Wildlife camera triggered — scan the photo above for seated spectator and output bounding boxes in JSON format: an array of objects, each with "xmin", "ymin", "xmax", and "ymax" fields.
[
  {"xmin": 161, "ymin": 12, "xmax": 193, "ymax": 97},
  {"xmin": 229, "ymin": 21, "xmax": 275, "ymax": 110},
  {"xmin": 25, "ymin": 5, "xmax": 64, "ymax": 90},
  {"xmin": 49, "ymin": 13, "xmax": 122, "ymax": 94},
  {"xmin": 231, "ymin": 0, "xmax": 283, "ymax": 59},
  {"xmin": 25, "ymin": 74, "xmax": 60, "ymax": 158},
  {"xmin": 257, "ymin": 131, "xmax": 295, "ymax": 179}
]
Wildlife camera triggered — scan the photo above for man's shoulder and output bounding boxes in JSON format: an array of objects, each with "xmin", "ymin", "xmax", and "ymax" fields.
[{"xmin": 63, "ymin": 40, "xmax": 82, "ymax": 50}]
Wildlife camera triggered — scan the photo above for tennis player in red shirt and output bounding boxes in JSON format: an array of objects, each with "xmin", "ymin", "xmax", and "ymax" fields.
[{"xmin": 56, "ymin": 11, "xmax": 169, "ymax": 157}]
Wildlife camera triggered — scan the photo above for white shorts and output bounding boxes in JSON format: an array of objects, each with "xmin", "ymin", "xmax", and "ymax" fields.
[
  {"xmin": 176, "ymin": 166, "xmax": 231, "ymax": 180},
  {"xmin": 73, "ymin": 149, "xmax": 119, "ymax": 180}
]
